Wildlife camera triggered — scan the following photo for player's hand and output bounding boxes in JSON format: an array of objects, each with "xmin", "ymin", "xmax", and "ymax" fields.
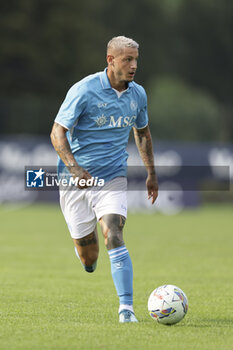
[
  {"xmin": 71, "ymin": 166, "xmax": 93, "ymax": 189},
  {"xmin": 146, "ymin": 174, "xmax": 158, "ymax": 204}
]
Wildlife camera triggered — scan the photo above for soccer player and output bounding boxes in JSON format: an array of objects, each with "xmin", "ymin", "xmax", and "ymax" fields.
[{"xmin": 50, "ymin": 36, "xmax": 158, "ymax": 323}]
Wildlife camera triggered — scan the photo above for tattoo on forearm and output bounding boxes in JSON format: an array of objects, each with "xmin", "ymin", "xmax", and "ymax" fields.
[
  {"xmin": 133, "ymin": 127, "xmax": 155, "ymax": 168},
  {"xmin": 51, "ymin": 123, "xmax": 77, "ymax": 169}
]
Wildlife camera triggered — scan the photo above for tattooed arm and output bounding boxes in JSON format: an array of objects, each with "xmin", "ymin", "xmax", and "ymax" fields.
[
  {"xmin": 133, "ymin": 125, "xmax": 158, "ymax": 204},
  {"xmin": 50, "ymin": 122, "xmax": 92, "ymax": 187}
]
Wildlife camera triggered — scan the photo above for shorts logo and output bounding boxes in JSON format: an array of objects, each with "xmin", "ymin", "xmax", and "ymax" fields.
[
  {"xmin": 121, "ymin": 204, "xmax": 127, "ymax": 211},
  {"xmin": 26, "ymin": 168, "xmax": 45, "ymax": 187},
  {"xmin": 95, "ymin": 114, "xmax": 107, "ymax": 127},
  {"xmin": 130, "ymin": 100, "xmax": 138, "ymax": 111}
]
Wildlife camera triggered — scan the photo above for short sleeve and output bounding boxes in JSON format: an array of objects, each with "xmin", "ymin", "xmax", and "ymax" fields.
[
  {"xmin": 55, "ymin": 84, "xmax": 87, "ymax": 130},
  {"xmin": 134, "ymin": 87, "xmax": 148, "ymax": 129}
]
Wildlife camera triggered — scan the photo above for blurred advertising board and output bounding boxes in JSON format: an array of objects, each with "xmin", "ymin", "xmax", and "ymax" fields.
[{"xmin": 0, "ymin": 136, "xmax": 232, "ymax": 214}]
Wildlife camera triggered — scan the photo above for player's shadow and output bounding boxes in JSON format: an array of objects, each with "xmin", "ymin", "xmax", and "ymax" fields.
[{"xmin": 142, "ymin": 318, "xmax": 233, "ymax": 328}]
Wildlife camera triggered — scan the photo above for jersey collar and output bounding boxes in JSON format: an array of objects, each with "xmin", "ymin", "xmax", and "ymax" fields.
[{"xmin": 100, "ymin": 68, "xmax": 133, "ymax": 90}]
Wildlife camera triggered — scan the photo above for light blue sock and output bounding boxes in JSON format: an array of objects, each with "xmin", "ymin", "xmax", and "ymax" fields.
[
  {"xmin": 74, "ymin": 247, "xmax": 97, "ymax": 273},
  {"xmin": 108, "ymin": 246, "xmax": 133, "ymax": 305}
]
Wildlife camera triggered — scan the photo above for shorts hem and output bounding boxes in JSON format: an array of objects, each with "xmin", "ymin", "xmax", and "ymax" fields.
[
  {"xmin": 69, "ymin": 222, "xmax": 97, "ymax": 239},
  {"xmin": 96, "ymin": 208, "xmax": 127, "ymax": 221}
]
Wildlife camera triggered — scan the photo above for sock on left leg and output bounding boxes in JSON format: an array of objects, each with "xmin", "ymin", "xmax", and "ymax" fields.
[
  {"xmin": 74, "ymin": 247, "xmax": 97, "ymax": 273},
  {"xmin": 108, "ymin": 246, "xmax": 133, "ymax": 306}
]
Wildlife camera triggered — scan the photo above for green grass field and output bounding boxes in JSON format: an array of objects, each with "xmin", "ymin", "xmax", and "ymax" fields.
[{"xmin": 0, "ymin": 204, "xmax": 233, "ymax": 350}]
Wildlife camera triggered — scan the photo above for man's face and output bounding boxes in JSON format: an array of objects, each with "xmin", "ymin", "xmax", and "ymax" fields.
[{"xmin": 109, "ymin": 47, "xmax": 139, "ymax": 83}]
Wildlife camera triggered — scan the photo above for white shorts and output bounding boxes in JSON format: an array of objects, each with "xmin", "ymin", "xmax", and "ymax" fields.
[{"xmin": 59, "ymin": 177, "xmax": 127, "ymax": 239}]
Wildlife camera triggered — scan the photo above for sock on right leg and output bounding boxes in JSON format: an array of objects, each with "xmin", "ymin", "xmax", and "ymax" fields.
[
  {"xmin": 118, "ymin": 304, "xmax": 134, "ymax": 314},
  {"xmin": 108, "ymin": 246, "xmax": 133, "ymax": 305}
]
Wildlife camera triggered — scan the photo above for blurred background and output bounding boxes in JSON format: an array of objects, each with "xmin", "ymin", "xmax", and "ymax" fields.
[{"xmin": 0, "ymin": 0, "xmax": 232, "ymax": 212}]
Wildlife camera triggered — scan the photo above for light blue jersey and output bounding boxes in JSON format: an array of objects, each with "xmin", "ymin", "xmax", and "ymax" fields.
[{"xmin": 55, "ymin": 68, "xmax": 148, "ymax": 181}]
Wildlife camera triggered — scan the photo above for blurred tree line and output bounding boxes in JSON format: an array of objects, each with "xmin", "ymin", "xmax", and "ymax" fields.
[{"xmin": 0, "ymin": 0, "xmax": 232, "ymax": 141}]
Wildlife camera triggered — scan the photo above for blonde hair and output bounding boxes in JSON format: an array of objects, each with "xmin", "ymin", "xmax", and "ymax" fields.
[{"xmin": 107, "ymin": 36, "xmax": 139, "ymax": 54}]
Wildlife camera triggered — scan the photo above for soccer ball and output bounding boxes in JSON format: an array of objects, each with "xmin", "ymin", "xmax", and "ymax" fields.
[{"xmin": 148, "ymin": 284, "xmax": 188, "ymax": 325}]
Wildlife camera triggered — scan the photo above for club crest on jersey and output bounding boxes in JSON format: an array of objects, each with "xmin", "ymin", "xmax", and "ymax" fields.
[
  {"xmin": 95, "ymin": 114, "xmax": 107, "ymax": 127},
  {"xmin": 130, "ymin": 100, "xmax": 138, "ymax": 111}
]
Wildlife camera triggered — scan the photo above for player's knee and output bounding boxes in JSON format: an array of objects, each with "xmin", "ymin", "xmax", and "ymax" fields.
[
  {"xmin": 107, "ymin": 230, "xmax": 124, "ymax": 249},
  {"xmin": 102, "ymin": 214, "xmax": 125, "ymax": 249},
  {"xmin": 100, "ymin": 214, "xmax": 126, "ymax": 249}
]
